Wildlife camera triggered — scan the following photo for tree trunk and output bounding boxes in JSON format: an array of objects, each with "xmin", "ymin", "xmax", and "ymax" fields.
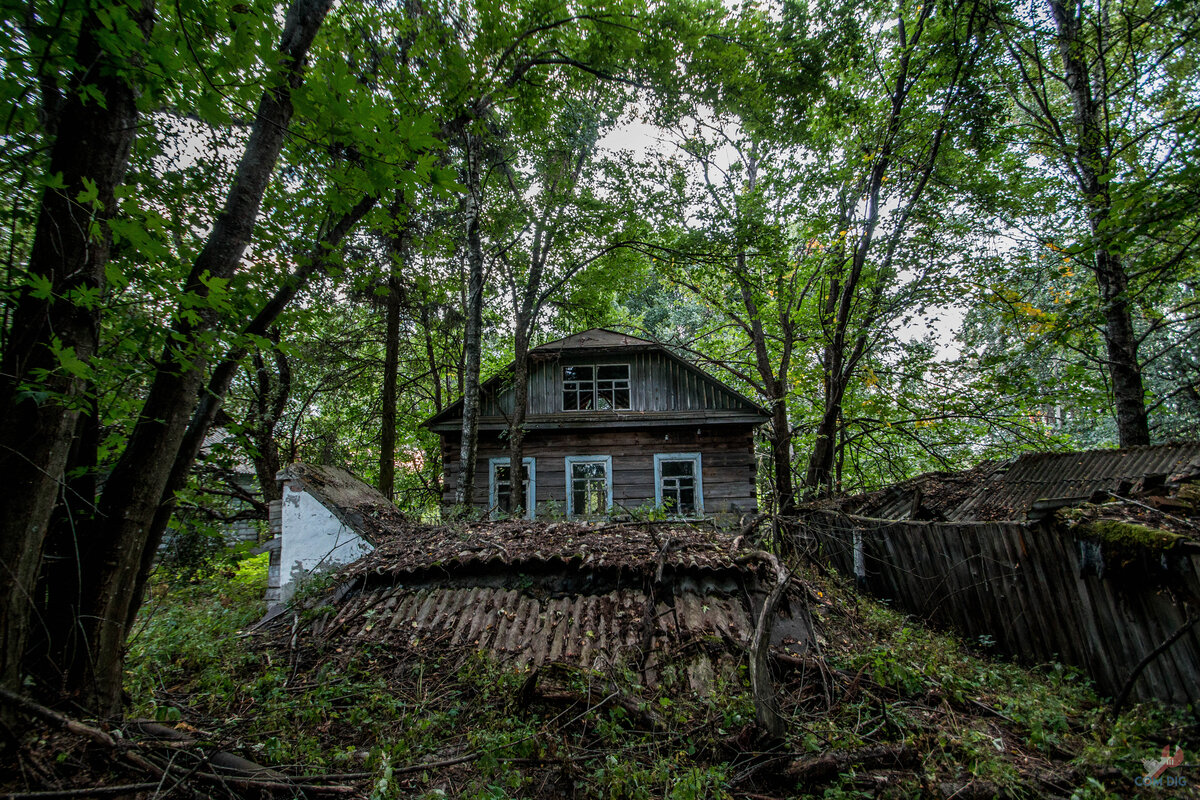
[
  {"xmin": 249, "ymin": 339, "xmax": 291, "ymax": 506},
  {"xmin": 421, "ymin": 304, "xmax": 444, "ymax": 412},
  {"xmin": 380, "ymin": 278, "xmax": 401, "ymax": 500},
  {"xmin": 733, "ymin": 147, "xmax": 797, "ymax": 515},
  {"xmin": 24, "ymin": 400, "xmax": 100, "ymax": 699},
  {"xmin": 455, "ymin": 131, "xmax": 485, "ymax": 511},
  {"xmin": 54, "ymin": 0, "xmax": 334, "ymax": 713},
  {"xmin": 0, "ymin": 0, "xmax": 154, "ymax": 698},
  {"xmin": 1047, "ymin": 0, "xmax": 1149, "ymax": 446},
  {"xmin": 507, "ymin": 321, "xmax": 531, "ymax": 517}
]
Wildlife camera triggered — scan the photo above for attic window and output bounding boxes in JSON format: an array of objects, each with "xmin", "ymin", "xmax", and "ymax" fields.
[{"xmin": 563, "ymin": 364, "xmax": 630, "ymax": 410}]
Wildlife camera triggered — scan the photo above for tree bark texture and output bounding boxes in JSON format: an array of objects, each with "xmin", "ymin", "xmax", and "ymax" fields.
[
  {"xmin": 507, "ymin": 321, "xmax": 531, "ymax": 517},
  {"xmin": 1046, "ymin": 0, "xmax": 1150, "ymax": 446},
  {"xmin": 0, "ymin": 0, "xmax": 154, "ymax": 697},
  {"xmin": 380, "ymin": 278, "xmax": 402, "ymax": 500},
  {"xmin": 455, "ymin": 131, "xmax": 485, "ymax": 509},
  {"xmin": 249, "ymin": 339, "xmax": 291, "ymax": 506},
  {"xmin": 55, "ymin": 0, "xmax": 334, "ymax": 712}
]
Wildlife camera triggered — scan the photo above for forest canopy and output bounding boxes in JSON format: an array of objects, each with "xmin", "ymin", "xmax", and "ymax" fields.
[{"xmin": 0, "ymin": 0, "xmax": 1197, "ymax": 712}]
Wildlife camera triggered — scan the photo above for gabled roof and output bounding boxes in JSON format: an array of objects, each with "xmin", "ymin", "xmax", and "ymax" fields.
[
  {"xmin": 531, "ymin": 329, "xmax": 658, "ymax": 351},
  {"xmin": 423, "ymin": 328, "xmax": 769, "ymax": 430}
]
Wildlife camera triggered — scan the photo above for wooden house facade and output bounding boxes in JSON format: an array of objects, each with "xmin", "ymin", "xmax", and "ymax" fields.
[{"xmin": 424, "ymin": 330, "xmax": 768, "ymax": 521}]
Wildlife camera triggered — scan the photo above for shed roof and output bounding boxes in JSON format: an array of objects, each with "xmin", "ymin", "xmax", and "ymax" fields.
[
  {"xmin": 816, "ymin": 442, "xmax": 1200, "ymax": 523},
  {"xmin": 272, "ymin": 465, "xmax": 806, "ymax": 672}
]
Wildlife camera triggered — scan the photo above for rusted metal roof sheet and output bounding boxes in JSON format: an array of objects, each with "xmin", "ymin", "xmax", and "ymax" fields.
[{"xmin": 952, "ymin": 443, "xmax": 1200, "ymax": 521}]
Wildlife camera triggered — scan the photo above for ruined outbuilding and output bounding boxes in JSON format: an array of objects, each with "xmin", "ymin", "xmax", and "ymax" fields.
[
  {"xmin": 267, "ymin": 462, "xmax": 810, "ymax": 699},
  {"xmin": 267, "ymin": 463, "xmax": 407, "ymax": 605},
  {"xmin": 801, "ymin": 443, "xmax": 1200, "ymax": 706}
]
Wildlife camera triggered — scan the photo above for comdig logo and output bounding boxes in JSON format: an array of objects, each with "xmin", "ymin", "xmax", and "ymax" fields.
[{"xmin": 1137, "ymin": 745, "xmax": 1187, "ymax": 789}]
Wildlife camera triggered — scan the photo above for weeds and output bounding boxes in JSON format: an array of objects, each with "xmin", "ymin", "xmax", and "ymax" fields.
[{"xmin": 122, "ymin": 551, "xmax": 1196, "ymax": 799}]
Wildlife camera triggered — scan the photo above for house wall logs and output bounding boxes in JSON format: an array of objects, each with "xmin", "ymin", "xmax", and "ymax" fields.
[
  {"xmin": 442, "ymin": 426, "xmax": 758, "ymax": 519},
  {"xmin": 801, "ymin": 511, "xmax": 1200, "ymax": 706}
]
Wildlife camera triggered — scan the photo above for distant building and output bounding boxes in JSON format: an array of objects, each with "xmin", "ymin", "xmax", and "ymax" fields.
[{"xmin": 423, "ymin": 329, "xmax": 769, "ymax": 521}]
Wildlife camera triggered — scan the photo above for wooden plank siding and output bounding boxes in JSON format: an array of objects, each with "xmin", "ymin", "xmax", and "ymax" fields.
[
  {"xmin": 803, "ymin": 510, "xmax": 1200, "ymax": 706},
  {"xmin": 443, "ymin": 426, "xmax": 758, "ymax": 519},
  {"xmin": 475, "ymin": 351, "xmax": 755, "ymax": 420}
]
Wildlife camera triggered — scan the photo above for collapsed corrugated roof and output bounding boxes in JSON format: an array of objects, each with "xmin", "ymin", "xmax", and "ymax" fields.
[
  {"xmin": 957, "ymin": 443, "xmax": 1200, "ymax": 521},
  {"xmin": 341, "ymin": 520, "xmax": 747, "ymax": 578},
  {"xmin": 815, "ymin": 442, "xmax": 1200, "ymax": 523},
  {"xmin": 285, "ymin": 519, "xmax": 809, "ymax": 676}
]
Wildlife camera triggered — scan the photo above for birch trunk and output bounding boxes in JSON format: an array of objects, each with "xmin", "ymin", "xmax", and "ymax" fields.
[{"xmin": 455, "ymin": 130, "xmax": 485, "ymax": 510}]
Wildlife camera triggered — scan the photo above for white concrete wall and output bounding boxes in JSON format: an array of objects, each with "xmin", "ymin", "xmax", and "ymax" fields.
[{"xmin": 278, "ymin": 483, "xmax": 373, "ymax": 604}]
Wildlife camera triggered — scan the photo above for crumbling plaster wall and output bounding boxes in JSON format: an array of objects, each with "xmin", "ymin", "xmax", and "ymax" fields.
[{"xmin": 278, "ymin": 483, "xmax": 373, "ymax": 603}]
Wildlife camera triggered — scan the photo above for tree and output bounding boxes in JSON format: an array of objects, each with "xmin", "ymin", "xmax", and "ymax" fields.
[
  {"xmin": 1, "ymin": 0, "xmax": 445, "ymax": 710},
  {"xmin": 991, "ymin": 0, "xmax": 1200, "ymax": 445},
  {"xmin": 0, "ymin": 0, "xmax": 157, "ymax": 702}
]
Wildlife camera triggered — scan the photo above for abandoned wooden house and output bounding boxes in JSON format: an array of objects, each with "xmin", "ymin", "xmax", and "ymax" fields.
[{"xmin": 423, "ymin": 329, "xmax": 769, "ymax": 521}]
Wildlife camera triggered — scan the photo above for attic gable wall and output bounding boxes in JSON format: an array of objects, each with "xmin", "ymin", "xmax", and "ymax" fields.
[{"xmin": 478, "ymin": 350, "xmax": 757, "ymax": 418}]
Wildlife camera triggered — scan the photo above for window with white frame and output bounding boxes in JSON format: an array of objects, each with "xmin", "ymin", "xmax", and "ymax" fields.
[
  {"xmin": 489, "ymin": 457, "xmax": 535, "ymax": 519},
  {"xmin": 565, "ymin": 455, "xmax": 613, "ymax": 516},
  {"xmin": 654, "ymin": 453, "xmax": 703, "ymax": 516},
  {"xmin": 562, "ymin": 364, "xmax": 630, "ymax": 410}
]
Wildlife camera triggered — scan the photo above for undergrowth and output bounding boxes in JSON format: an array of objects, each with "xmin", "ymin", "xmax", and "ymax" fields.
[{"xmin": 123, "ymin": 552, "xmax": 1197, "ymax": 799}]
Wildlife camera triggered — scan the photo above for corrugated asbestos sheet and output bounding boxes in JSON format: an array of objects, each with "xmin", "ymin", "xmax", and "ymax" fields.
[
  {"xmin": 341, "ymin": 521, "xmax": 745, "ymax": 579},
  {"xmin": 952, "ymin": 443, "xmax": 1200, "ymax": 520},
  {"xmin": 294, "ymin": 520, "xmax": 807, "ymax": 674},
  {"xmin": 311, "ymin": 583, "xmax": 753, "ymax": 671}
]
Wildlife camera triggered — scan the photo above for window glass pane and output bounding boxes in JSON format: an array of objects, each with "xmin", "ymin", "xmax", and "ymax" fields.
[
  {"xmin": 570, "ymin": 460, "xmax": 608, "ymax": 515},
  {"xmin": 661, "ymin": 461, "xmax": 693, "ymax": 478},
  {"xmin": 659, "ymin": 458, "xmax": 698, "ymax": 515},
  {"xmin": 573, "ymin": 462, "xmax": 604, "ymax": 480},
  {"xmin": 597, "ymin": 365, "xmax": 629, "ymax": 380},
  {"xmin": 563, "ymin": 366, "xmax": 593, "ymax": 381},
  {"xmin": 563, "ymin": 390, "xmax": 578, "ymax": 410},
  {"xmin": 613, "ymin": 388, "xmax": 630, "ymax": 409},
  {"xmin": 494, "ymin": 464, "xmax": 530, "ymax": 514}
]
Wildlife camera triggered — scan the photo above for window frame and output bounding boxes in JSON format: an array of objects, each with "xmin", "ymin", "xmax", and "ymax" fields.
[
  {"xmin": 562, "ymin": 363, "xmax": 630, "ymax": 411},
  {"xmin": 564, "ymin": 454, "xmax": 614, "ymax": 517},
  {"xmin": 488, "ymin": 456, "xmax": 536, "ymax": 520},
  {"xmin": 653, "ymin": 452, "xmax": 704, "ymax": 517}
]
